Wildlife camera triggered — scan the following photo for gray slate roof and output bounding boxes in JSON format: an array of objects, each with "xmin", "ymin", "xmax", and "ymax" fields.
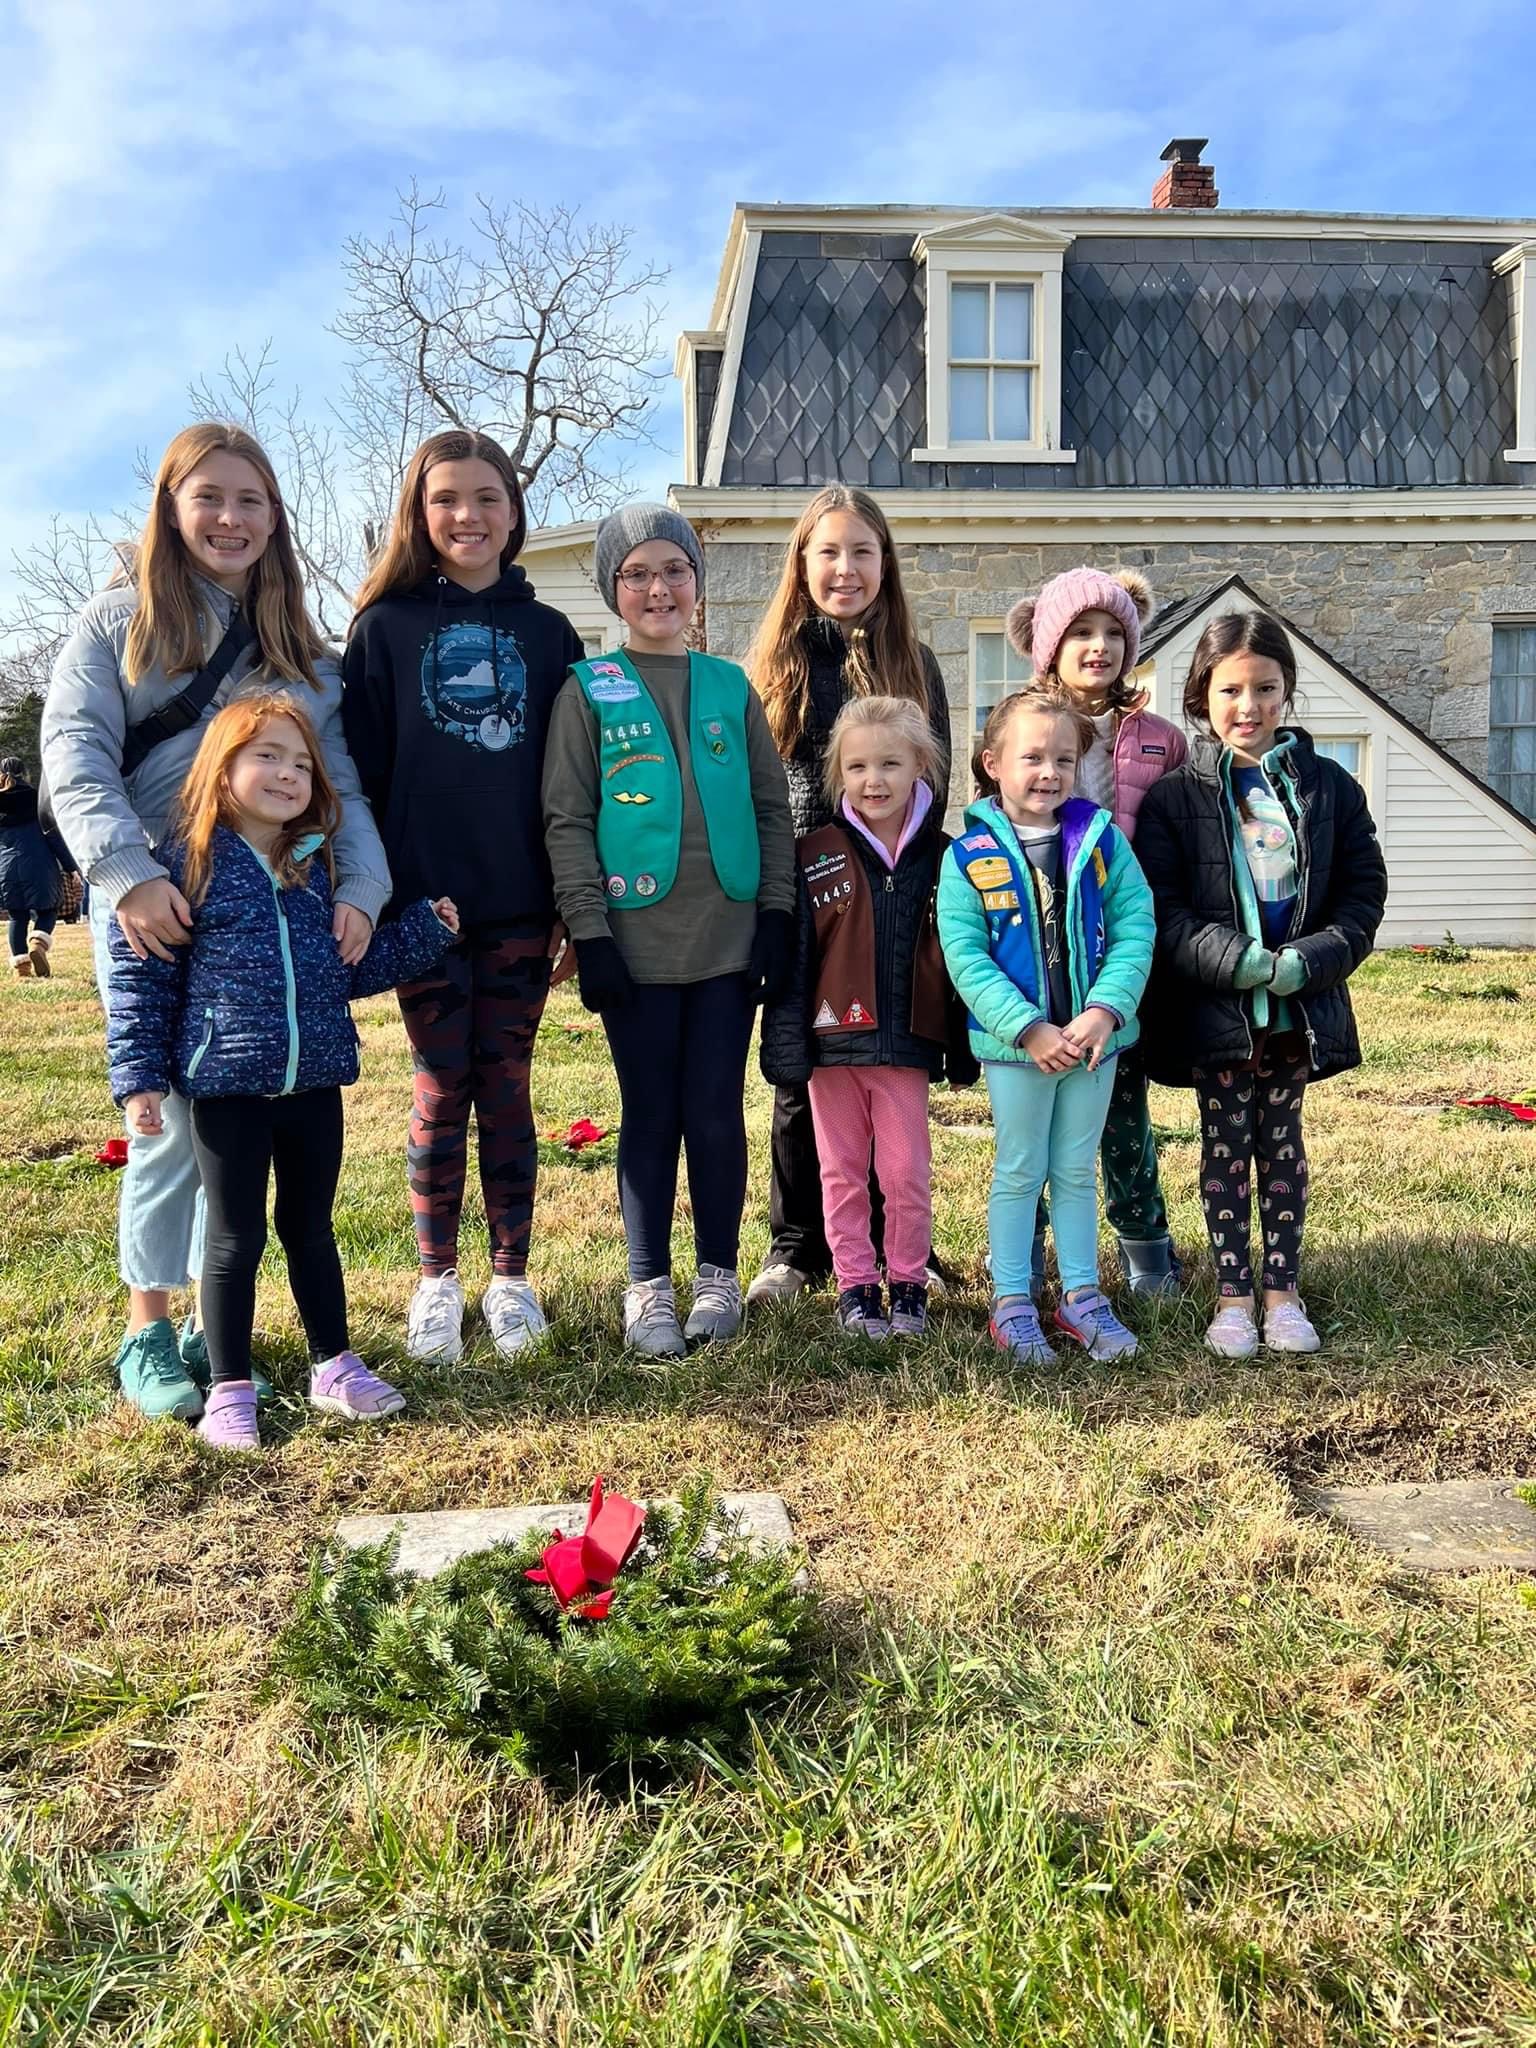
[{"xmin": 717, "ymin": 231, "xmax": 1525, "ymax": 491}]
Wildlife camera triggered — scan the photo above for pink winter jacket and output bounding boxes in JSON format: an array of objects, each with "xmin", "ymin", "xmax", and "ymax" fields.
[{"xmin": 1110, "ymin": 707, "xmax": 1187, "ymax": 841}]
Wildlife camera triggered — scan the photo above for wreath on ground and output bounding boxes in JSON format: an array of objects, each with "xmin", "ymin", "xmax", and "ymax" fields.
[{"xmin": 275, "ymin": 1477, "xmax": 817, "ymax": 1778}]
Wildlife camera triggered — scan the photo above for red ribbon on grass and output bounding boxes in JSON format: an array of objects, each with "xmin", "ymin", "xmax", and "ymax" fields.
[
  {"xmin": 1456, "ymin": 1095, "xmax": 1536, "ymax": 1123},
  {"xmin": 95, "ymin": 1138, "xmax": 129, "ymax": 1168},
  {"xmin": 526, "ymin": 1476, "xmax": 645, "ymax": 1620},
  {"xmin": 546, "ymin": 1118, "xmax": 611, "ymax": 1152}
]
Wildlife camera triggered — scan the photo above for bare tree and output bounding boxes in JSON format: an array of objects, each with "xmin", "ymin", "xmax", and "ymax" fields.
[{"xmin": 333, "ymin": 183, "xmax": 668, "ymax": 525}]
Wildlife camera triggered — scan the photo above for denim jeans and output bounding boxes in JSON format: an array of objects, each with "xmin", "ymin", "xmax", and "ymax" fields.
[
  {"xmin": 91, "ymin": 889, "xmax": 205, "ymax": 1291},
  {"xmin": 983, "ymin": 1055, "xmax": 1117, "ymax": 1298}
]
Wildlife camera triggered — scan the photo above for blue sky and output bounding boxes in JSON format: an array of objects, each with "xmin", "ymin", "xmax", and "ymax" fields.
[{"xmin": 2, "ymin": 0, "xmax": 1534, "ymax": 621}]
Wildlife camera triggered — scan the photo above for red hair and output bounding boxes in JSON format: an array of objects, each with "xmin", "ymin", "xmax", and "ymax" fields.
[{"xmin": 172, "ymin": 694, "xmax": 339, "ymax": 906}]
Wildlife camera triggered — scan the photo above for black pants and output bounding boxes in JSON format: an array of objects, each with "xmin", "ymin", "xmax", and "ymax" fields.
[
  {"xmin": 190, "ymin": 1088, "xmax": 348, "ymax": 1384},
  {"xmin": 8, "ymin": 909, "xmax": 55, "ymax": 958},
  {"xmin": 768, "ymin": 1079, "xmax": 887, "ymax": 1280},
  {"xmin": 602, "ymin": 974, "xmax": 756, "ymax": 1282},
  {"xmin": 1192, "ymin": 1041, "xmax": 1310, "ymax": 1297}
]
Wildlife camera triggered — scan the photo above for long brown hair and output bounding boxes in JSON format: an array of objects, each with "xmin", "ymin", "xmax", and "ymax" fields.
[
  {"xmin": 1182, "ymin": 611, "xmax": 1297, "ymax": 731},
  {"xmin": 747, "ymin": 486, "xmax": 928, "ymax": 754},
  {"xmin": 972, "ymin": 683, "xmax": 1094, "ymax": 799},
  {"xmin": 352, "ymin": 430, "xmax": 528, "ymax": 618},
  {"xmin": 172, "ymin": 694, "xmax": 340, "ymax": 907},
  {"xmin": 125, "ymin": 424, "xmax": 328, "ymax": 689}
]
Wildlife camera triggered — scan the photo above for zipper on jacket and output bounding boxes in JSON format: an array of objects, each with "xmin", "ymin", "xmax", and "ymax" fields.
[
  {"xmin": 186, "ymin": 1007, "xmax": 215, "ymax": 1081},
  {"xmin": 248, "ymin": 847, "xmax": 301, "ymax": 1093},
  {"xmin": 1275, "ymin": 766, "xmax": 1319, "ymax": 1066},
  {"xmin": 1218, "ymin": 771, "xmax": 1257, "ymax": 1062}
]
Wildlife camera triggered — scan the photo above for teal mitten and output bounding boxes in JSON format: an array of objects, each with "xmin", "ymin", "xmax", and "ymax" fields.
[
  {"xmin": 1269, "ymin": 948, "xmax": 1308, "ymax": 997},
  {"xmin": 1232, "ymin": 942, "xmax": 1276, "ymax": 990}
]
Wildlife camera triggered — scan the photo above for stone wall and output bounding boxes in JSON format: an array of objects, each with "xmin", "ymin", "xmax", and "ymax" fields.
[{"xmin": 701, "ymin": 536, "xmax": 1536, "ymax": 793}]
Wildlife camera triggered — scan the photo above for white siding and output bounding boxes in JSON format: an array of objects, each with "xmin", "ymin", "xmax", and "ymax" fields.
[
  {"xmin": 1144, "ymin": 593, "xmax": 1536, "ymax": 948},
  {"xmin": 521, "ymin": 531, "xmax": 622, "ymax": 651}
]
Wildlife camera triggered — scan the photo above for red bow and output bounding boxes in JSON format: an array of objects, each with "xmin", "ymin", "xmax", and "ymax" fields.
[
  {"xmin": 1456, "ymin": 1095, "xmax": 1536, "ymax": 1123},
  {"xmin": 546, "ymin": 1118, "xmax": 610, "ymax": 1152},
  {"xmin": 526, "ymin": 1477, "xmax": 645, "ymax": 1620},
  {"xmin": 95, "ymin": 1138, "xmax": 130, "ymax": 1168}
]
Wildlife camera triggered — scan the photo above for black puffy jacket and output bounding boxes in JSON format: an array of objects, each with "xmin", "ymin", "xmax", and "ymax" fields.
[
  {"xmin": 760, "ymin": 811, "xmax": 978, "ymax": 1086},
  {"xmin": 1134, "ymin": 728, "xmax": 1387, "ymax": 1083}
]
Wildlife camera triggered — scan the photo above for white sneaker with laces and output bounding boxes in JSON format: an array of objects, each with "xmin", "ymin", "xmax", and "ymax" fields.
[
  {"xmin": 745, "ymin": 1261, "xmax": 810, "ymax": 1305},
  {"xmin": 406, "ymin": 1269, "xmax": 465, "ymax": 1363},
  {"xmin": 1263, "ymin": 1297, "xmax": 1321, "ymax": 1353},
  {"xmin": 1205, "ymin": 1302, "xmax": 1260, "ymax": 1359},
  {"xmin": 683, "ymin": 1264, "xmax": 743, "ymax": 1344},
  {"xmin": 623, "ymin": 1277, "xmax": 687, "ymax": 1358},
  {"xmin": 481, "ymin": 1277, "xmax": 548, "ymax": 1359}
]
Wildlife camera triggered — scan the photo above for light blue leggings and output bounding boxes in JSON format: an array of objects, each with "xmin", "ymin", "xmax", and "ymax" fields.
[{"xmin": 984, "ymin": 1056, "xmax": 1117, "ymax": 1297}]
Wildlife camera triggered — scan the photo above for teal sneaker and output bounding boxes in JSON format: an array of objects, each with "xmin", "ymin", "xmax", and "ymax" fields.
[
  {"xmin": 179, "ymin": 1317, "xmax": 273, "ymax": 1405},
  {"xmin": 116, "ymin": 1318, "xmax": 204, "ymax": 1421}
]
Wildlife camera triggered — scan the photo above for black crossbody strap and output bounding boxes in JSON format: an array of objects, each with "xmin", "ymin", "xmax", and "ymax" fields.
[{"xmin": 119, "ymin": 612, "xmax": 258, "ymax": 780}]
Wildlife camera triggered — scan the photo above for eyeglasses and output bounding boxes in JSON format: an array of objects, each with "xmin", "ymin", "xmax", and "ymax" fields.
[{"xmin": 617, "ymin": 561, "xmax": 695, "ymax": 591}]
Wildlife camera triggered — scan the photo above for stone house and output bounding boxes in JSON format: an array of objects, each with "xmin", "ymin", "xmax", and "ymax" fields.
[{"xmin": 652, "ymin": 143, "xmax": 1536, "ymax": 937}]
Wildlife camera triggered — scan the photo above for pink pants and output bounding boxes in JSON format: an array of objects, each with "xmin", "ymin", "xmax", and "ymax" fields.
[{"xmin": 807, "ymin": 1065, "xmax": 932, "ymax": 1290}]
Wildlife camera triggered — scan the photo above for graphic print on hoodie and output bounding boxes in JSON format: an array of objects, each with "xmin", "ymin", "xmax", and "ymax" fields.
[
  {"xmin": 343, "ymin": 565, "xmax": 586, "ymax": 928},
  {"xmin": 421, "ymin": 616, "xmax": 528, "ymax": 752}
]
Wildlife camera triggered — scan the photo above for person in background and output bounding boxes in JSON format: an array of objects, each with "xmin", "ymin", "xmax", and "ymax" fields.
[{"xmin": 0, "ymin": 756, "xmax": 73, "ymax": 978}]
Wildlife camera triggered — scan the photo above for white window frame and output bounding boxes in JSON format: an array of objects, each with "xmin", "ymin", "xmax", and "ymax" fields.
[
  {"xmin": 1311, "ymin": 734, "xmax": 1370, "ymax": 783},
  {"xmin": 1490, "ymin": 615, "xmax": 1536, "ymax": 819},
  {"xmin": 913, "ymin": 215, "xmax": 1075, "ymax": 465},
  {"xmin": 969, "ymin": 621, "xmax": 1034, "ymax": 741},
  {"xmin": 1495, "ymin": 242, "xmax": 1536, "ymax": 465}
]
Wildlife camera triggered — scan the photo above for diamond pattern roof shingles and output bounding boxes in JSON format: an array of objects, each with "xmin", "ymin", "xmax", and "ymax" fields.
[{"xmin": 719, "ymin": 233, "xmax": 1523, "ymax": 490}]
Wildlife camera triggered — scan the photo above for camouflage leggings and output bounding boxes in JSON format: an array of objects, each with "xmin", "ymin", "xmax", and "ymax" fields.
[
  {"xmin": 1193, "ymin": 1041, "xmax": 1310, "ymax": 1297},
  {"xmin": 397, "ymin": 919, "xmax": 552, "ymax": 1279}
]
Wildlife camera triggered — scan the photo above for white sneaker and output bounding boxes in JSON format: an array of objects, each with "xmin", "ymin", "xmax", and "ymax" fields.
[
  {"xmin": 406, "ymin": 1269, "xmax": 465, "ymax": 1363},
  {"xmin": 623, "ymin": 1277, "xmax": 687, "ymax": 1358},
  {"xmin": 1205, "ymin": 1302, "xmax": 1260, "ymax": 1359},
  {"xmin": 745, "ymin": 1261, "xmax": 810, "ymax": 1305},
  {"xmin": 1263, "ymin": 1298, "xmax": 1322, "ymax": 1353},
  {"xmin": 481, "ymin": 1277, "xmax": 548, "ymax": 1360},
  {"xmin": 683, "ymin": 1264, "xmax": 743, "ymax": 1344}
]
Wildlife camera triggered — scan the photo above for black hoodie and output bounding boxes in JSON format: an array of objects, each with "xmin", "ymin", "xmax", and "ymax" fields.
[{"xmin": 343, "ymin": 565, "xmax": 585, "ymax": 927}]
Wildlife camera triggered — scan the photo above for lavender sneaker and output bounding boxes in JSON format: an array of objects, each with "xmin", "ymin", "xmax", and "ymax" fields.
[
  {"xmin": 990, "ymin": 1296, "xmax": 1057, "ymax": 1367},
  {"xmin": 309, "ymin": 1352, "xmax": 406, "ymax": 1421},
  {"xmin": 1263, "ymin": 1298, "xmax": 1322, "ymax": 1354},
  {"xmin": 196, "ymin": 1381, "xmax": 260, "ymax": 1451},
  {"xmin": 1054, "ymin": 1288, "xmax": 1139, "ymax": 1362}
]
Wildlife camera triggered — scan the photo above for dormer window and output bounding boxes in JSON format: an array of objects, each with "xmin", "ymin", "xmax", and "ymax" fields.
[
  {"xmin": 1495, "ymin": 242, "xmax": 1536, "ymax": 465},
  {"xmin": 912, "ymin": 215, "xmax": 1075, "ymax": 464}
]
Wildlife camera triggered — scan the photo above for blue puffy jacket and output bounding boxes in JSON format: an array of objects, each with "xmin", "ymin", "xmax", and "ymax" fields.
[{"xmin": 107, "ymin": 826, "xmax": 451, "ymax": 1104}]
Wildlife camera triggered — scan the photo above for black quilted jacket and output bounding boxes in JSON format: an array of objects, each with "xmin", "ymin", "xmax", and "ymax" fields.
[
  {"xmin": 760, "ymin": 812, "xmax": 978, "ymax": 1087},
  {"xmin": 782, "ymin": 619, "xmax": 952, "ymax": 837},
  {"xmin": 1134, "ymin": 728, "xmax": 1388, "ymax": 1083}
]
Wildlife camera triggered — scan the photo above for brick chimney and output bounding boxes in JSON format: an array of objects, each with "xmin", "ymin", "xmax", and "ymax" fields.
[{"xmin": 1152, "ymin": 138, "xmax": 1218, "ymax": 210}]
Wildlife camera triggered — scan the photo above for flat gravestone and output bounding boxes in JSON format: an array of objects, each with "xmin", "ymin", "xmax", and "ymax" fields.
[
  {"xmin": 1308, "ymin": 1478, "xmax": 1536, "ymax": 1572},
  {"xmin": 334, "ymin": 1490, "xmax": 798, "ymax": 1580}
]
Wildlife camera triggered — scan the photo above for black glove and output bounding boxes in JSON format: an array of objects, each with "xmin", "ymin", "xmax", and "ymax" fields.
[
  {"xmin": 748, "ymin": 909, "xmax": 796, "ymax": 1008},
  {"xmin": 576, "ymin": 934, "xmax": 634, "ymax": 1014}
]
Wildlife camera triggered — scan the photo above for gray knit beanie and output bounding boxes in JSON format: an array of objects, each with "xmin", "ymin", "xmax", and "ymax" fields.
[{"xmin": 593, "ymin": 503, "xmax": 704, "ymax": 607}]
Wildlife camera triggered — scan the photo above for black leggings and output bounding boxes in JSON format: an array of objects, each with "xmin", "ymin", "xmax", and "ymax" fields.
[
  {"xmin": 1193, "ymin": 1042, "xmax": 1310, "ymax": 1298},
  {"xmin": 190, "ymin": 1088, "xmax": 348, "ymax": 1384},
  {"xmin": 601, "ymin": 973, "xmax": 757, "ymax": 1281},
  {"xmin": 8, "ymin": 909, "xmax": 55, "ymax": 957}
]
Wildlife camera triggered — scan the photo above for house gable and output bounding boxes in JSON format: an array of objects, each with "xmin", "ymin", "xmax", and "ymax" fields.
[{"xmin": 1140, "ymin": 574, "xmax": 1536, "ymax": 947}]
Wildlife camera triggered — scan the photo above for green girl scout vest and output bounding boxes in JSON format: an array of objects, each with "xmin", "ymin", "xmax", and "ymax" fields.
[{"xmin": 572, "ymin": 649, "xmax": 761, "ymax": 910}]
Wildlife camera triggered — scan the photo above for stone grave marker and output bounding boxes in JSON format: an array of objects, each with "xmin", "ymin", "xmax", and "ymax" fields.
[
  {"xmin": 1307, "ymin": 1477, "xmax": 1536, "ymax": 1572},
  {"xmin": 334, "ymin": 1490, "xmax": 798, "ymax": 1580}
]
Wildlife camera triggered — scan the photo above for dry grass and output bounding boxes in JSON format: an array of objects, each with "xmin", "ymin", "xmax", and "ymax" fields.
[{"xmin": 3, "ymin": 927, "xmax": 1536, "ymax": 2043}]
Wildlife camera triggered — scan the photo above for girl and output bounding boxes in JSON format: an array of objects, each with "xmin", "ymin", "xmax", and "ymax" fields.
[
  {"xmin": 106, "ymin": 698, "xmax": 457, "ymax": 1448},
  {"xmin": 746, "ymin": 486, "xmax": 953, "ymax": 1303},
  {"xmin": 761, "ymin": 697, "xmax": 977, "ymax": 1341},
  {"xmin": 938, "ymin": 684, "xmax": 1154, "ymax": 1366},
  {"xmin": 0, "ymin": 756, "xmax": 72, "ymax": 977},
  {"xmin": 41, "ymin": 423, "xmax": 390, "ymax": 1421},
  {"xmin": 542, "ymin": 504, "xmax": 796, "ymax": 1357},
  {"xmin": 1004, "ymin": 565, "xmax": 1185, "ymax": 1296},
  {"xmin": 1135, "ymin": 613, "xmax": 1387, "ymax": 1358},
  {"xmin": 343, "ymin": 431, "xmax": 584, "ymax": 1368}
]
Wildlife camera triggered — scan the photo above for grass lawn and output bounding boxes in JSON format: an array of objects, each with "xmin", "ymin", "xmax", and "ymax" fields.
[{"xmin": 3, "ymin": 926, "xmax": 1536, "ymax": 2045}]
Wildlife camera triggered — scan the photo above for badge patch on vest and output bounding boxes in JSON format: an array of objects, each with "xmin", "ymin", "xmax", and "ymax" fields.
[
  {"xmin": 982, "ymin": 888, "xmax": 1019, "ymax": 912},
  {"xmin": 604, "ymin": 752, "xmax": 665, "ymax": 780},
  {"xmin": 963, "ymin": 831, "xmax": 999, "ymax": 852},
  {"xmin": 635, "ymin": 873, "xmax": 657, "ymax": 897},
  {"xmin": 612, "ymin": 790, "xmax": 653, "ymax": 805},
  {"xmin": 966, "ymin": 855, "xmax": 1013, "ymax": 892},
  {"xmin": 813, "ymin": 1000, "xmax": 839, "ymax": 1030},
  {"xmin": 588, "ymin": 671, "xmax": 641, "ymax": 704},
  {"xmin": 842, "ymin": 1000, "xmax": 871, "ymax": 1026},
  {"xmin": 1091, "ymin": 847, "xmax": 1108, "ymax": 886},
  {"xmin": 606, "ymin": 876, "xmax": 627, "ymax": 898}
]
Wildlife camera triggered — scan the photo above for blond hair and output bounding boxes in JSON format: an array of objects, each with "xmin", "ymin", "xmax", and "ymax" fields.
[
  {"xmin": 125, "ymin": 423, "xmax": 327, "ymax": 689},
  {"xmin": 972, "ymin": 683, "xmax": 1095, "ymax": 799},
  {"xmin": 747, "ymin": 486, "xmax": 928, "ymax": 754},
  {"xmin": 171, "ymin": 694, "xmax": 340, "ymax": 907},
  {"xmin": 352, "ymin": 430, "xmax": 527, "ymax": 618},
  {"xmin": 822, "ymin": 695, "xmax": 941, "ymax": 809}
]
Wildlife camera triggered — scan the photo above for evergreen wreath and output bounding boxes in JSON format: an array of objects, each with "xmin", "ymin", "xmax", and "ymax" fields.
[{"xmin": 276, "ymin": 1478, "xmax": 818, "ymax": 1778}]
